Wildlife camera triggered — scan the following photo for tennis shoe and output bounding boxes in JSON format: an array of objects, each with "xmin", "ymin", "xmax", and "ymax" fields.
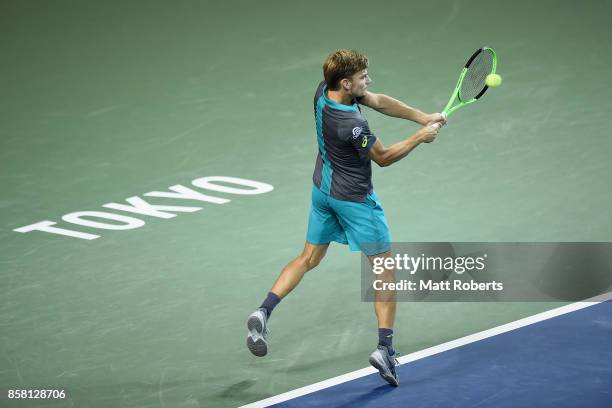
[
  {"xmin": 369, "ymin": 345, "xmax": 400, "ymax": 386},
  {"xmin": 246, "ymin": 308, "xmax": 269, "ymax": 357}
]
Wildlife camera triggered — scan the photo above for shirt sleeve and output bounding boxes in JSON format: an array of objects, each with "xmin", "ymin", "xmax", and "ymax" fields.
[{"xmin": 341, "ymin": 118, "xmax": 377, "ymax": 160}]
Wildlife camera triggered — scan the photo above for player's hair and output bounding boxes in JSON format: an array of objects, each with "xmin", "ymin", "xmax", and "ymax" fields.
[{"xmin": 323, "ymin": 49, "xmax": 369, "ymax": 91}]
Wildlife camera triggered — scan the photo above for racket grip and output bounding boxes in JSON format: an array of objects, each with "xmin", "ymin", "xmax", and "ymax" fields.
[{"xmin": 441, "ymin": 112, "xmax": 448, "ymax": 121}]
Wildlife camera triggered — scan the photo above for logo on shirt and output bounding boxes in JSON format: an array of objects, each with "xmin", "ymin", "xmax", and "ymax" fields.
[
  {"xmin": 361, "ymin": 135, "xmax": 368, "ymax": 147},
  {"xmin": 352, "ymin": 126, "xmax": 363, "ymax": 139}
]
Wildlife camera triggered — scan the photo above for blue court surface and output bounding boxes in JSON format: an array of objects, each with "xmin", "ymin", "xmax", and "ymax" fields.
[{"xmin": 242, "ymin": 294, "xmax": 612, "ymax": 408}]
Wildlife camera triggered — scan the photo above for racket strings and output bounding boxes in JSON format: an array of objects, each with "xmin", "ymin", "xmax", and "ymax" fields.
[{"xmin": 459, "ymin": 50, "xmax": 493, "ymax": 101}]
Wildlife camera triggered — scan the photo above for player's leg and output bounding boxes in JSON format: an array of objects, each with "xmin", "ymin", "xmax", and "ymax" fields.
[
  {"xmin": 368, "ymin": 250, "xmax": 396, "ymax": 331},
  {"xmin": 329, "ymin": 192, "xmax": 400, "ymax": 385},
  {"xmin": 247, "ymin": 186, "xmax": 338, "ymax": 357},
  {"xmin": 268, "ymin": 184, "xmax": 341, "ymax": 301},
  {"xmin": 366, "ymin": 250, "xmax": 400, "ymax": 386},
  {"xmin": 246, "ymin": 242, "xmax": 328, "ymax": 357},
  {"xmin": 269, "ymin": 241, "xmax": 329, "ymax": 299},
  {"xmin": 328, "ymin": 192, "xmax": 396, "ymax": 337}
]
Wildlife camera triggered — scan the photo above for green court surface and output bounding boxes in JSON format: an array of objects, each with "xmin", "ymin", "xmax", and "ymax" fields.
[{"xmin": 2, "ymin": 1, "xmax": 612, "ymax": 407}]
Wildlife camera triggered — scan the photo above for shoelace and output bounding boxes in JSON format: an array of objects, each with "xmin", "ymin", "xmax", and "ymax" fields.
[
  {"xmin": 391, "ymin": 352, "xmax": 400, "ymax": 367},
  {"xmin": 261, "ymin": 318, "xmax": 270, "ymax": 338}
]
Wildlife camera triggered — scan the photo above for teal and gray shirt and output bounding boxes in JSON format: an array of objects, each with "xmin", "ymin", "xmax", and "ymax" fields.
[{"xmin": 312, "ymin": 81, "xmax": 378, "ymax": 203}]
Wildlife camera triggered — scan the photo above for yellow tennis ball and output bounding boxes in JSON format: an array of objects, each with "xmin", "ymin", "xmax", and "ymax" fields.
[{"xmin": 486, "ymin": 73, "xmax": 502, "ymax": 87}]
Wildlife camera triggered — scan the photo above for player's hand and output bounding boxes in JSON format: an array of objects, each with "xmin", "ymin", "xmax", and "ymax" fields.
[
  {"xmin": 426, "ymin": 112, "xmax": 447, "ymax": 126},
  {"xmin": 416, "ymin": 122, "xmax": 441, "ymax": 143}
]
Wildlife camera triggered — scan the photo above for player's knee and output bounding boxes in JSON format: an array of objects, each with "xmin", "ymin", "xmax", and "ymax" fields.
[
  {"xmin": 300, "ymin": 252, "xmax": 324, "ymax": 271},
  {"xmin": 306, "ymin": 255, "xmax": 322, "ymax": 270}
]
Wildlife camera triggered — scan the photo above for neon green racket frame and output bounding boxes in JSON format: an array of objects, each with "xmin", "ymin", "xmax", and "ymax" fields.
[{"xmin": 443, "ymin": 47, "xmax": 497, "ymax": 117}]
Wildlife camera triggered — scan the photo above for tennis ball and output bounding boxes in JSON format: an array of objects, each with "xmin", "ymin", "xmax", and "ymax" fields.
[{"xmin": 486, "ymin": 73, "xmax": 502, "ymax": 87}]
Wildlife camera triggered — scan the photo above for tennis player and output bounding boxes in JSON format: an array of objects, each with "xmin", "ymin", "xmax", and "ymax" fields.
[{"xmin": 247, "ymin": 49, "xmax": 446, "ymax": 386}]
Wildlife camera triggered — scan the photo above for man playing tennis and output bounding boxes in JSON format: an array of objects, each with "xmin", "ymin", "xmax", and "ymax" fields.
[{"xmin": 247, "ymin": 49, "xmax": 446, "ymax": 386}]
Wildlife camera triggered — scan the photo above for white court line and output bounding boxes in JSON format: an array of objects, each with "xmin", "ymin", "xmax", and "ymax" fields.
[{"xmin": 240, "ymin": 291, "xmax": 612, "ymax": 408}]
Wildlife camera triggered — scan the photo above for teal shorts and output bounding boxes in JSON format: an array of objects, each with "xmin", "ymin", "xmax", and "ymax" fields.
[{"xmin": 306, "ymin": 185, "xmax": 391, "ymax": 256}]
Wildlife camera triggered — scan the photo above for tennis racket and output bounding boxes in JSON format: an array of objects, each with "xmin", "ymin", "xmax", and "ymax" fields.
[{"xmin": 442, "ymin": 47, "xmax": 497, "ymax": 118}]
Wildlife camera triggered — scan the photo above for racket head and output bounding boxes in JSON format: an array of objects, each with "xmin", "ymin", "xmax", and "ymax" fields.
[{"xmin": 458, "ymin": 47, "xmax": 497, "ymax": 103}]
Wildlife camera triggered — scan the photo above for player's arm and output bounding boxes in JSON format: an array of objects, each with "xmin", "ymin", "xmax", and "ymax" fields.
[
  {"xmin": 359, "ymin": 92, "xmax": 446, "ymax": 126},
  {"xmin": 368, "ymin": 123, "xmax": 440, "ymax": 167}
]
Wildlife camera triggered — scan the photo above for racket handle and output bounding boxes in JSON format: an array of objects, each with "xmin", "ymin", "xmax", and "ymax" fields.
[{"xmin": 441, "ymin": 112, "xmax": 448, "ymax": 121}]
